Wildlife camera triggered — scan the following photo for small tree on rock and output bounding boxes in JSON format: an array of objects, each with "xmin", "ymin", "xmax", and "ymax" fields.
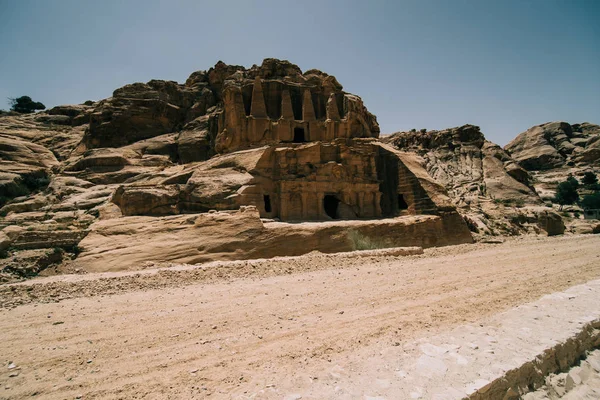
[
  {"xmin": 580, "ymin": 192, "xmax": 600, "ymax": 210},
  {"xmin": 566, "ymin": 175, "xmax": 580, "ymax": 189},
  {"xmin": 582, "ymin": 171, "xmax": 598, "ymax": 186},
  {"xmin": 554, "ymin": 179, "xmax": 579, "ymax": 210},
  {"xmin": 9, "ymin": 96, "xmax": 46, "ymax": 113}
]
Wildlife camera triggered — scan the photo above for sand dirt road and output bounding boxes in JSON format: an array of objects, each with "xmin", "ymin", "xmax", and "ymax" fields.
[{"xmin": 1, "ymin": 235, "xmax": 599, "ymax": 399}]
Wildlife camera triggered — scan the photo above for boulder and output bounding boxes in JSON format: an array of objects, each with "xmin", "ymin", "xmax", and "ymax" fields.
[
  {"xmin": 0, "ymin": 231, "xmax": 11, "ymax": 253},
  {"xmin": 534, "ymin": 209, "xmax": 565, "ymax": 236},
  {"xmin": 112, "ymin": 185, "xmax": 180, "ymax": 216},
  {"xmin": 47, "ymin": 103, "xmax": 92, "ymax": 126}
]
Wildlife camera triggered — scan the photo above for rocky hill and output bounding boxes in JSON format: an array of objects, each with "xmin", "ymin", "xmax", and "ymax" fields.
[
  {"xmin": 384, "ymin": 125, "xmax": 564, "ymax": 237},
  {"xmin": 1, "ymin": 57, "xmax": 597, "ymax": 283},
  {"xmin": 504, "ymin": 122, "xmax": 600, "ymax": 201},
  {"xmin": 505, "ymin": 121, "xmax": 600, "ymax": 171},
  {"xmin": 0, "ymin": 59, "xmax": 473, "ymax": 282},
  {"xmin": 505, "ymin": 121, "xmax": 600, "ymax": 233},
  {"xmin": 385, "ymin": 122, "xmax": 600, "ymax": 237}
]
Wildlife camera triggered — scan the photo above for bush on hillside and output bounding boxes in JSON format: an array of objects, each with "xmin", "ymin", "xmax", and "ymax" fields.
[
  {"xmin": 9, "ymin": 96, "xmax": 46, "ymax": 113},
  {"xmin": 582, "ymin": 171, "xmax": 598, "ymax": 186},
  {"xmin": 580, "ymin": 192, "xmax": 600, "ymax": 210},
  {"xmin": 554, "ymin": 178, "xmax": 579, "ymax": 209}
]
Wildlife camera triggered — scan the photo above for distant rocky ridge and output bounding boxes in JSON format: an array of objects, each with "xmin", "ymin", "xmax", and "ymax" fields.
[
  {"xmin": 385, "ymin": 123, "xmax": 599, "ymax": 237},
  {"xmin": 505, "ymin": 121, "xmax": 600, "ymax": 235},
  {"xmin": 505, "ymin": 122, "xmax": 600, "ymax": 170}
]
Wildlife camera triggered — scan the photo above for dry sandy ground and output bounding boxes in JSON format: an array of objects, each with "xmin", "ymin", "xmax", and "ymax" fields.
[{"xmin": 0, "ymin": 235, "xmax": 599, "ymax": 399}]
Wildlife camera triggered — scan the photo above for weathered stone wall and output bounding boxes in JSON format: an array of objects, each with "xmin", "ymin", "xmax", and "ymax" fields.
[
  {"xmin": 250, "ymin": 140, "xmax": 382, "ymax": 221},
  {"xmin": 229, "ymin": 139, "xmax": 461, "ymax": 222},
  {"xmin": 74, "ymin": 207, "xmax": 472, "ymax": 272},
  {"xmin": 81, "ymin": 59, "xmax": 380, "ymax": 159},
  {"xmin": 104, "ymin": 137, "xmax": 466, "ymax": 225}
]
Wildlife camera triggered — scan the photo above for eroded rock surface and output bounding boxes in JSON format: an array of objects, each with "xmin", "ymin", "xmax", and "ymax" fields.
[
  {"xmin": 0, "ymin": 59, "xmax": 472, "ymax": 281},
  {"xmin": 505, "ymin": 122, "xmax": 600, "ymax": 170},
  {"xmin": 523, "ymin": 349, "xmax": 600, "ymax": 399},
  {"xmin": 504, "ymin": 122, "xmax": 600, "ymax": 235},
  {"xmin": 384, "ymin": 125, "xmax": 567, "ymax": 236}
]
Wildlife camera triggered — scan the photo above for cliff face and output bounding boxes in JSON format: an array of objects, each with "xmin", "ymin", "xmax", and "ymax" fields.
[
  {"xmin": 503, "ymin": 121, "xmax": 600, "ymax": 234},
  {"xmin": 505, "ymin": 122, "xmax": 600, "ymax": 171},
  {"xmin": 503, "ymin": 121, "xmax": 600, "ymax": 204},
  {"xmin": 0, "ymin": 59, "xmax": 472, "ymax": 282},
  {"xmin": 386, "ymin": 125, "xmax": 538, "ymax": 204},
  {"xmin": 384, "ymin": 125, "xmax": 566, "ymax": 237},
  {"xmin": 82, "ymin": 58, "xmax": 380, "ymax": 157}
]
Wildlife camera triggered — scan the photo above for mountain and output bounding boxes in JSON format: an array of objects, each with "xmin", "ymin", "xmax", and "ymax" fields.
[
  {"xmin": 384, "ymin": 125, "xmax": 564, "ymax": 237},
  {"xmin": 0, "ymin": 59, "xmax": 473, "ymax": 282},
  {"xmin": 1, "ymin": 57, "xmax": 597, "ymax": 283}
]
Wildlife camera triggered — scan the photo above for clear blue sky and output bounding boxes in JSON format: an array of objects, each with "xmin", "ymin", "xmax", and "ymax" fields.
[{"xmin": 1, "ymin": 0, "xmax": 598, "ymax": 145}]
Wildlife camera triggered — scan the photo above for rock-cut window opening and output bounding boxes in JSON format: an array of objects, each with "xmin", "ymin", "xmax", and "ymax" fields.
[
  {"xmin": 398, "ymin": 194, "xmax": 408, "ymax": 210},
  {"xmin": 293, "ymin": 127, "xmax": 306, "ymax": 143},
  {"xmin": 263, "ymin": 195, "xmax": 272, "ymax": 213},
  {"xmin": 323, "ymin": 195, "xmax": 340, "ymax": 219}
]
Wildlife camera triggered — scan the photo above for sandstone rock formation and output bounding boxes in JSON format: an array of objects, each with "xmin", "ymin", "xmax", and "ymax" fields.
[
  {"xmin": 505, "ymin": 122, "xmax": 600, "ymax": 170},
  {"xmin": 3, "ymin": 56, "xmax": 597, "ymax": 283},
  {"xmin": 76, "ymin": 206, "xmax": 468, "ymax": 273},
  {"xmin": 384, "ymin": 125, "xmax": 566, "ymax": 236},
  {"xmin": 504, "ymin": 122, "xmax": 600, "ymax": 234},
  {"xmin": 82, "ymin": 59, "xmax": 379, "ymax": 157},
  {"xmin": 0, "ymin": 59, "xmax": 472, "ymax": 282}
]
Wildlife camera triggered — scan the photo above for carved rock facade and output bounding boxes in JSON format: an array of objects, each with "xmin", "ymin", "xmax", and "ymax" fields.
[
  {"xmin": 0, "ymin": 59, "xmax": 475, "ymax": 280},
  {"xmin": 75, "ymin": 58, "xmax": 454, "ymax": 223},
  {"xmin": 215, "ymin": 68, "xmax": 379, "ymax": 153}
]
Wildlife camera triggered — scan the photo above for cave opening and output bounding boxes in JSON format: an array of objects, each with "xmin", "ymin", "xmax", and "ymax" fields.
[
  {"xmin": 293, "ymin": 127, "xmax": 306, "ymax": 143},
  {"xmin": 263, "ymin": 195, "xmax": 272, "ymax": 213},
  {"xmin": 398, "ymin": 194, "xmax": 408, "ymax": 210},
  {"xmin": 323, "ymin": 195, "xmax": 340, "ymax": 219}
]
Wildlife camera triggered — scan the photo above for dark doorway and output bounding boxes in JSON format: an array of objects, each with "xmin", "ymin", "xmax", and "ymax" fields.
[
  {"xmin": 293, "ymin": 127, "xmax": 306, "ymax": 143},
  {"xmin": 398, "ymin": 194, "xmax": 408, "ymax": 210},
  {"xmin": 263, "ymin": 195, "xmax": 272, "ymax": 213},
  {"xmin": 323, "ymin": 195, "xmax": 340, "ymax": 219},
  {"xmin": 376, "ymin": 150, "xmax": 400, "ymax": 217}
]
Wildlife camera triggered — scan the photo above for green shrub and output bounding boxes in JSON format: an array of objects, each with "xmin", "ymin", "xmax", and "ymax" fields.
[
  {"xmin": 582, "ymin": 171, "xmax": 598, "ymax": 186},
  {"xmin": 554, "ymin": 179, "xmax": 579, "ymax": 209},
  {"xmin": 567, "ymin": 175, "xmax": 580, "ymax": 189},
  {"xmin": 580, "ymin": 192, "xmax": 600, "ymax": 210},
  {"xmin": 9, "ymin": 96, "xmax": 45, "ymax": 113}
]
